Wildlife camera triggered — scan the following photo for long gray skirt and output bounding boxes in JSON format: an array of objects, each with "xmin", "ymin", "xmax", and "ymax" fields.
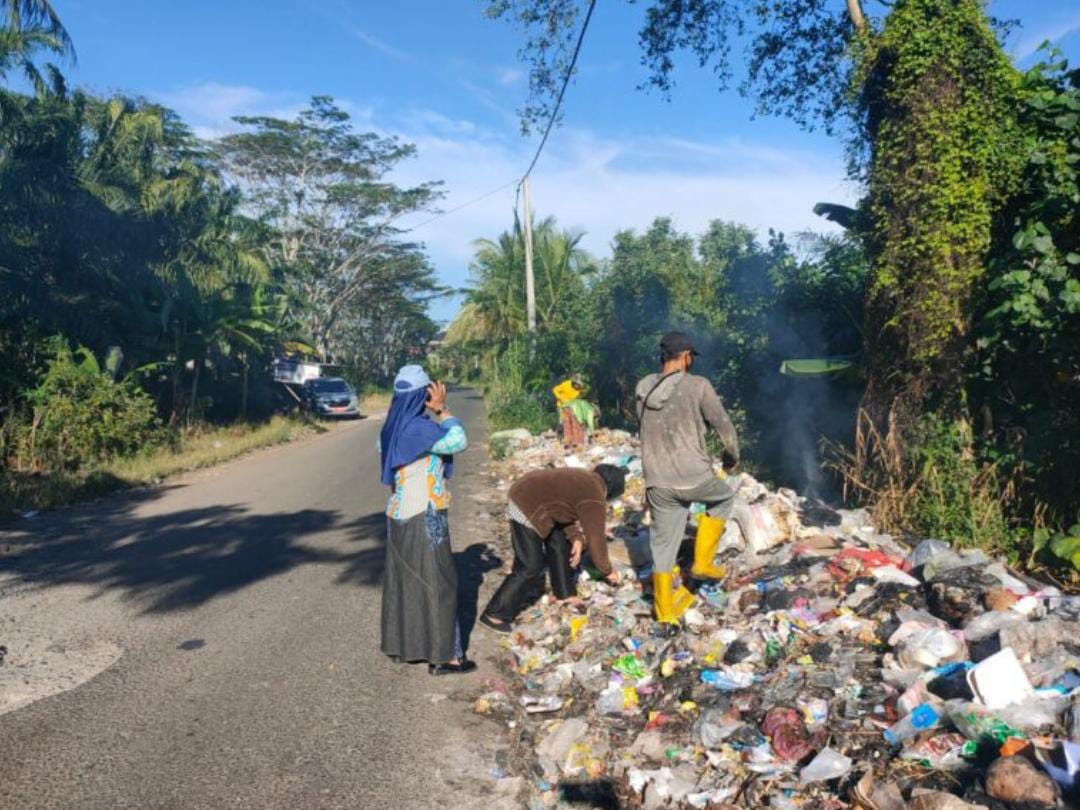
[{"xmin": 380, "ymin": 507, "xmax": 461, "ymax": 664}]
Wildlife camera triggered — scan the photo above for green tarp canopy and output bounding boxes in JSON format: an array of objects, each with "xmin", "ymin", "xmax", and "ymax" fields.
[{"xmin": 779, "ymin": 358, "xmax": 858, "ymax": 378}]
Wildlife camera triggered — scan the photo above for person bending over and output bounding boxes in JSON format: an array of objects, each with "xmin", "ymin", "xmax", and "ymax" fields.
[{"xmin": 478, "ymin": 464, "xmax": 626, "ymax": 633}]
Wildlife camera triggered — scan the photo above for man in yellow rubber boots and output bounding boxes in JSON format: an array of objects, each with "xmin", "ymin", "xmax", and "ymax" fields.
[{"xmin": 635, "ymin": 331, "xmax": 740, "ymax": 626}]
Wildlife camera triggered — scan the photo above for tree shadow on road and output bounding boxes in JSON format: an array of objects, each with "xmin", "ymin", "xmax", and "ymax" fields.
[
  {"xmin": 1, "ymin": 495, "xmax": 351, "ymax": 613},
  {"xmin": 334, "ymin": 511, "xmax": 389, "ymax": 588},
  {"xmin": 0, "ymin": 485, "xmax": 496, "ymax": 621}
]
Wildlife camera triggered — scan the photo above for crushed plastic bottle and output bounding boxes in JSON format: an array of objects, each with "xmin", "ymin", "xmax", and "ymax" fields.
[
  {"xmin": 947, "ymin": 700, "xmax": 1026, "ymax": 747},
  {"xmin": 884, "ymin": 703, "xmax": 941, "ymax": 745},
  {"xmin": 899, "ymin": 733, "xmax": 977, "ymax": 770},
  {"xmin": 699, "ymin": 667, "xmax": 755, "ymax": 691}
]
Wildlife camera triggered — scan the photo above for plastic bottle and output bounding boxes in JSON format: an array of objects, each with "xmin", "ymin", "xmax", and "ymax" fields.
[
  {"xmin": 755, "ymin": 577, "xmax": 787, "ymax": 594},
  {"xmin": 947, "ymin": 699, "xmax": 1025, "ymax": 746},
  {"xmin": 884, "ymin": 703, "xmax": 941, "ymax": 745}
]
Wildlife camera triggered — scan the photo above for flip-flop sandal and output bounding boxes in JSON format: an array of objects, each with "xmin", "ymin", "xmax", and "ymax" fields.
[{"xmin": 478, "ymin": 614, "xmax": 513, "ymax": 634}]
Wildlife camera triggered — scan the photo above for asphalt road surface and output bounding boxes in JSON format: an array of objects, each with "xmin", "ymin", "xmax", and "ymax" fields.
[{"xmin": 0, "ymin": 389, "xmax": 513, "ymax": 810}]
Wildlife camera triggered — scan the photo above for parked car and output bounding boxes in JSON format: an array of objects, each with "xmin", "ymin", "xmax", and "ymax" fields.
[{"xmin": 301, "ymin": 377, "xmax": 362, "ymax": 419}]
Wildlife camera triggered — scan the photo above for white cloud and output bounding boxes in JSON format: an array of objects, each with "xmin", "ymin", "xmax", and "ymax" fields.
[
  {"xmin": 1013, "ymin": 13, "xmax": 1080, "ymax": 60},
  {"xmin": 497, "ymin": 67, "xmax": 524, "ymax": 86},
  {"xmin": 152, "ymin": 82, "xmax": 376, "ymax": 140},
  {"xmin": 157, "ymin": 83, "xmax": 278, "ymax": 124},
  {"xmin": 151, "ymin": 83, "xmax": 854, "ymax": 324},
  {"xmin": 155, "ymin": 82, "xmax": 307, "ymax": 139},
  {"xmin": 349, "ymin": 27, "xmax": 413, "ymax": 62}
]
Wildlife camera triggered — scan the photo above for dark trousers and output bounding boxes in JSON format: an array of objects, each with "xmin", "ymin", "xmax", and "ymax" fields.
[{"xmin": 482, "ymin": 521, "xmax": 575, "ymax": 623}]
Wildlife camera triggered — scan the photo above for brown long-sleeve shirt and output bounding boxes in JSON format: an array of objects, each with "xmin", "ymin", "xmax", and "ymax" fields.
[{"xmin": 508, "ymin": 468, "xmax": 612, "ymax": 574}]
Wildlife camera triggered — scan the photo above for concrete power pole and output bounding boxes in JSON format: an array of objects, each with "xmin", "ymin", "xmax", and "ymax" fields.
[{"xmin": 521, "ymin": 175, "xmax": 537, "ymax": 334}]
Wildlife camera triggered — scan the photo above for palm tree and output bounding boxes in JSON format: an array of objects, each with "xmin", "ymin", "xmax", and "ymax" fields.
[
  {"xmin": 448, "ymin": 215, "xmax": 594, "ymax": 349},
  {"xmin": 533, "ymin": 222, "xmax": 593, "ymax": 327},
  {"xmin": 2, "ymin": 1, "xmax": 71, "ymax": 52},
  {"xmin": 0, "ymin": 0, "xmax": 73, "ymax": 87}
]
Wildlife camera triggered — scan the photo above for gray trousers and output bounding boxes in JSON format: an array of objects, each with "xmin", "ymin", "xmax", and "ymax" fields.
[{"xmin": 647, "ymin": 477, "xmax": 737, "ymax": 573}]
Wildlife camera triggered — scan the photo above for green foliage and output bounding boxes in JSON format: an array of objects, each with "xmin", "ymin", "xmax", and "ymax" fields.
[
  {"xmin": 22, "ymin": 340, "xmax": 164, "ymax": 472},
  {"xmin": 483, "ymin": 337, "xmax": 561, "ymax": 434},
  {"xmin": 860, "ymin": 0, "xmax": 1025, "ymax": 414},
  {"xmin": 975, "ymin": 54, "xmax": 1080, "ymax": 525},
  {"xmin": 1032, "ymin": 525, "xmax": 1080, "ymax": 578},
  {"xmin": 1048, "ymin": 530, "xmax": 1080, "ymax": 569},
  {"xmin": 456, "ymin": 213, "xmax": 869, "ymax": 492},
  {"xmin": 447, "ymin": 215, "xmax": 594, "ymax": 350},
  {"xmin": 487, "ymin": 387, "xmax": 556, "ymax": 435},
  {"xmin": 2, "ymin": 3, "xmax": 444, "ymax": 480},
  {"xmin": 830, "ymin": 411, "xmax": 1015, "ymax": 558},
  {"xmin": 445, "ymin": 215, "xmax": 598, "ymax": 434},
  {"xmin": 0, "ymin": 81, "xmax": 288, "ymax": 422},
  {"xmin": 902, "ymin": 416, "xmax": 1012, "ymax": 555},
  {"xmin": 2, "ymin": 415, "xmax": 301, "ymax": 512}
]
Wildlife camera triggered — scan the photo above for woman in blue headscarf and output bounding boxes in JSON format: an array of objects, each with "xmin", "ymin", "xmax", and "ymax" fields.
[{"xmin": 379, "ymin": 364, "xmax": 474, "ymax": 675}]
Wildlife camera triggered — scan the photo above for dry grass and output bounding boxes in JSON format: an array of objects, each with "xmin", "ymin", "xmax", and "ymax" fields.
[
  {"xmin": 2, "ymin": 417, "xmax": 307, "ymax": 514},
  {"xmin": 359, "ymin": 390, "xmax": 391, "ymax": 414},
  {"xmin": 826, "ymin": 409, "xmax": 1013, "ymax": 556},
  {"xmin": 108, "ymin": 417, "xmax": 299, "ymax": 482}
]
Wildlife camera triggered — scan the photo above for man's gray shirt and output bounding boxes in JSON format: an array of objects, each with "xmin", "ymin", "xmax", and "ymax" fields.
[{"xmin": 635, "ymin": 372, "xmax": 739, "ymax": 490}]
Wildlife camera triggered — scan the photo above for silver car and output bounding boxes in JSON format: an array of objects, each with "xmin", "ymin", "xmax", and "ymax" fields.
[{"xmin": 302, "ymin": 377, "xmax": 362, "ymax": 419}]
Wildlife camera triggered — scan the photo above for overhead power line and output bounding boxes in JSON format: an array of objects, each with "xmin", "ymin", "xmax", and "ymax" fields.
[
  {"xmin": 409, "ymin": 0, "xmax": 597, "ymax": 236},
  {"xmin": 406, "ymin": 179, "xmax": 519, "ymax": 233},
  {"xmin": 521, "ymin": 0, "xmax": 598, "ymax": 180}
]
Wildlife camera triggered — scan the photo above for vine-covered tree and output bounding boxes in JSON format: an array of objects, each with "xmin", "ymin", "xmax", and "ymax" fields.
[{"xmin": 858, "ymin": 0, "xmax": 1024, "ymax": 424}]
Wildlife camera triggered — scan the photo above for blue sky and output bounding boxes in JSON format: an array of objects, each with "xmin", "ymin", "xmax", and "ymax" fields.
[{"xmin": 52, "ymin": 0, "xmax": 1080, "ymax": 323}]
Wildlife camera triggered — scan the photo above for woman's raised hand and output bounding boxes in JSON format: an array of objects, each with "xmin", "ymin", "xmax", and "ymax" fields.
[{"xmin": 427, "ymin": 381, "xmax": 447, "ymax": 413}]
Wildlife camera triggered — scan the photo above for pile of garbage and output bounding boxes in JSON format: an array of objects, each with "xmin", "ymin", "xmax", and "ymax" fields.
[{"xmin": 477, "ymin": 428, "xmax": 1080, "ymax": 809}]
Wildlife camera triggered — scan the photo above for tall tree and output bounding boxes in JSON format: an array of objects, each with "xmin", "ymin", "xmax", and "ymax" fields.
[
  {"xmin": 858, "ymin": 0, "xmax": 1024, "ymax": 425},
  {"xmin": 215, "ymin": 97, "xmax": 443, "ymax": 359}
]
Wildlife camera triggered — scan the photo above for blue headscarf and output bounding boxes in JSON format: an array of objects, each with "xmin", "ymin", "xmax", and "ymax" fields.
[{"xmin": 379, "ymin": 365, "xmax": 451, "ymax": 486}]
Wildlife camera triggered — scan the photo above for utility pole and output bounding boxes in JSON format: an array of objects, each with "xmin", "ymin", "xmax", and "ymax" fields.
[{"xmin": 521, "ymin": 175, "xmax": 537, "ymax": 334}]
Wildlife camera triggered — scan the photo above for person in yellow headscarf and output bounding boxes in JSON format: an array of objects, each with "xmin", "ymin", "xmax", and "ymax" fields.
[{"xmin": 553, "ymin": 378, "xmax": 597, "ymax": 449}]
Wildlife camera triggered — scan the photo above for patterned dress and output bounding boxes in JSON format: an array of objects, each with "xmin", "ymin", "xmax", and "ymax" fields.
[{"xmin": 380, "ymin": 420, "xmax": 467, "ymax": 663}]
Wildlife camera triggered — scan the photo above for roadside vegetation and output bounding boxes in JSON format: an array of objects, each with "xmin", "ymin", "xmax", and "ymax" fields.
[
  {"xmin": 0, "ymin": 3, "xmax": 437, "ymax": 511},
  {"xmin": 2, "ymin": 416, "xmax": 306, "ymax": 514},
  {"xmin": 448, "ymin": 0, "xmax": 1080, "ymax": 578}
]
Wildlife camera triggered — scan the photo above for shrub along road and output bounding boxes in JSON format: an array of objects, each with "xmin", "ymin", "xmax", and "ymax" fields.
[{"xmin": 0, "ymin": 389, "xmax": 511, "ymax": 809}]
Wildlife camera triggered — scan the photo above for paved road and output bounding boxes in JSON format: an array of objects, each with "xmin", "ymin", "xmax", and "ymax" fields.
[{"xmin": 0, "ymin": 389, "xmax": 511, "ymax": 809}]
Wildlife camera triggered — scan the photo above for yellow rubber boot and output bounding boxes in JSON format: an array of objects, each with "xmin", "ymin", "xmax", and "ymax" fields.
[
  {"xmin": 691, "ymin": 514, "xmax": 728, "ymax": 580},
  {"xmin": 653, "ymin": 571, "xmax": 693, "ymax": 624}
]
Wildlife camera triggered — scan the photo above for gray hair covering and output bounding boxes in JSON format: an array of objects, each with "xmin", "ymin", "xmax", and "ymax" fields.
[{"xmin": 393, "ymin": 364, "xmax": 432, "ymax": 394}]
